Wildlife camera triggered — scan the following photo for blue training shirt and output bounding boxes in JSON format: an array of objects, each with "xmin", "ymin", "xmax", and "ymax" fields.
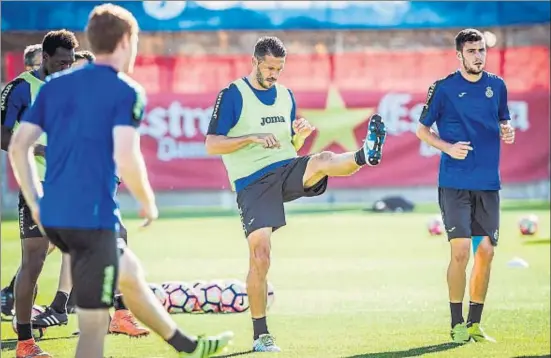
[
  {"xmin": 206, "ymin": 77, "xmax": 297, "ymax": 192},
  {"xmin": 419, "ymin": 70, "xmax": 511, "ymax": 191},
  {"xmin": 21, "ymin": 64, "xmax": 145, "ymax": 230},
  {"xmin": 0, "ymin": 71, "xmax": 39, "ymax": 130}
]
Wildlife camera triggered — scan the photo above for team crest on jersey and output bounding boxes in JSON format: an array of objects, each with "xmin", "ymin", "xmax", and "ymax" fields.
[{"xmin": 485, "ymin": 86, "xmax": 494, "ymax": 98}]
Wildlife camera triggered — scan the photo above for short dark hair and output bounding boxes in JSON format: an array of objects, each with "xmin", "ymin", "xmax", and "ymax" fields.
[
  {"xmin": 23, "ymin": 44, "xmax": 42, "ymax": 65},
  {"xmin": 86, "ymin": 3, "xmax": 139, "ymax": 55},
  {"xmin": 42, "ymin": 30, "xmax": 79, "ymax": 57},
  {"xmin": 455, "ymin": 29, "xmax": 484, "ymax": 52},
  {"xmin": 75, "ymin": 50, "xmax": 96, "ymax": 63},
  {"xmin": 253, "ymin": 36, "xmax": 287, "ymax": 61}
]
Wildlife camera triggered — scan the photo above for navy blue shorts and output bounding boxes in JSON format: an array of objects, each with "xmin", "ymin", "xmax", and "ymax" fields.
[{"xmin": 438, "ymin": 188, "xmax": 500, "ymax": 245}]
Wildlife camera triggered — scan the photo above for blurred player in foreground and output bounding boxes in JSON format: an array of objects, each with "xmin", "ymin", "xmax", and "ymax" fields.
[
  {"xmin": 31, "ymin": 48, "xmax": 149, "ymax": 338},
  {"xmin": 9, "ymin": 4, "xmax": 232, "ymax": 358},
  {"xmin": 416, "ymin": 28, "xmax": 515, "ymax": 344},
  {"xmin": 205, "ymin": 36, "xmax": 387, "ymax": 352},
  {"xmin": 1, "ymin": 30, "xmax": 78, "ymax": 358}
]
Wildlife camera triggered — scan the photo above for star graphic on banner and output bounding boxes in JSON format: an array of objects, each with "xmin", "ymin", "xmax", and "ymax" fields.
[{"xmin": 300, "ymin": 87, "xmax": 373, "ymax": 153}]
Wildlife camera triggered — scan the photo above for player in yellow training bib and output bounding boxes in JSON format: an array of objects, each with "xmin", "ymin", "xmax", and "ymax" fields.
[{"xmin": 205, "ymin": 36, "xmax": 388, "ymax": 352}]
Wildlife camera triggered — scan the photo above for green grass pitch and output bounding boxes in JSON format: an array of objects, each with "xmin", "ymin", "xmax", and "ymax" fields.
[{"xmin": 1, "ymin": 203, "xmax": 550, "ymax": 357}]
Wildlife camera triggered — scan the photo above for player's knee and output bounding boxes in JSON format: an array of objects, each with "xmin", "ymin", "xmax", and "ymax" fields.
[
  {"xmin": 476, "ymin": 239, "xmax": 494, "ymax": 262},
  {"xmin": 118, "ymin": 249, "xmax": 144, "ymax": 289},
  {"xmin": 21, "ymin": 240, "xmax": 49, "ymax": 273},
  {"xmin": 309, "ymin": 151, "xmax": 334, "ymax": 173},
  {"xmin": 248, "ymin": 230, "xmax": 272, "ymax": 273},
  {"xmin": 450, "ymin": 240, "xmax": 470, "ymax": 266}
]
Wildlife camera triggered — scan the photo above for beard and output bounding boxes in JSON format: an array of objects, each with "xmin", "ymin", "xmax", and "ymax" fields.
[
  {"xmin": 463, "ymin": 58, "xmax": 484, "ymax": 75},
  {"xmin": 256, "ymin": 69, "xmax": 275, "ymax": 89}
]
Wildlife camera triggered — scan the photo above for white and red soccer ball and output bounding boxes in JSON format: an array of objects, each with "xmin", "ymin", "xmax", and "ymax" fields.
[
  {"xmin": 519, "ymin": 214, "xmax": 538, "ymax": 236},
  {"xmin": 427, "ymin": 215, "xmax": 444, "ymax": 236},
  {"xmin": 162, "ymin": 282, "xmax": 198, "ymax": 313},
  {"xmin": 12, "ymin": 305, "xmax": 47, "ymax": 340},
  {"xmin": 195, "ymin": 280, "xmax": 225, "ymax": 313},
  {"xmin": 220, "ymin": 280, "xmax": 249, "ymax": 313}
]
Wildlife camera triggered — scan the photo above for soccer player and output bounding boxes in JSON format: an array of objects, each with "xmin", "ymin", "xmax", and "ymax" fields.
[
  {"xmin": 9, "ymin": 4, "xmax": 233, "ymax": 358},
  {"xmin": 1, "ymin": 30, "xmax": 78, "ymax": 358},
  {"xmin": 416, "ymin": 28, "xmax": 515, "ymax": 344},
  {"xmin": 24, "ymin": 44, "xmax": 43, "ymax": 71},
  {"xmin": 31, "ymin": 49, "xmax": 148, "ymax": 338},
  {"xmin": 205, "ymin": 36, "xmax": 387, "ymax": 352},
  {"xmin": 1, "ymin": 43, "xmax": 43, "ymax": 316}
]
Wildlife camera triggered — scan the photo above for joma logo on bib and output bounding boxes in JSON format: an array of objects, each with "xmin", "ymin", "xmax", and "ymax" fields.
[{"xmin": 260, "ymin": 116, "xmax": 286, "ymax": 126}]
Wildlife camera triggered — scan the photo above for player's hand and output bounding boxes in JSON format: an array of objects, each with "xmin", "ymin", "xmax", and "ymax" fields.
[
  {"xmin": 30, "ymin": 204, "xmax": 41, "ymax": 228},
  {"xmin": 250, "ymin": 133, "xmax": 280, "ymax": 149},
  {"xmin": 500, "ymin": 123, "xmax": 515, "ymax": 144},
  {"xmin": 139, "ymin": 204, "xmax": 159, "ymax": 228},
  {"xmin": 445, "ymin": 141, "xmax": 473, "ymax": 160},
  {"xmin": 292, "ymin": 118, "xmax": 315, "ymax": 139}
]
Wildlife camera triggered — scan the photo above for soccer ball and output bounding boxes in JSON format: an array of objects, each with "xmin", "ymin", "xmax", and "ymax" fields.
[
  {"xmin": 427, "ymin": 215, "xmax": 444, "ymax": 236},
  {"xmin": 519, "ymin": 214, "xmax": 538, "ymax": 236},
  {"xmin": 220, "ymin": 280, "xmax": 249, "ymax": 313},
  {"xmin": 190, "ymin": 280, "xmax": 207, "ymax": 312},
  {"xmin": 162, "ymin": 282, "xmax": 197, "ymax": 314},
  {"xmin": 267, "ymin": 282, "xmax": 275, "ymax": 310},
  {"xmin": 195, "ymin": 280, "xmax": 224, "ymax": 313},
  {"xmin": 149, "ymin": 283, "xmax": 169, "ymax": 309},
  {"xmin": 12, "ymin": 305, "xmax": 47, "ymax": 340}
]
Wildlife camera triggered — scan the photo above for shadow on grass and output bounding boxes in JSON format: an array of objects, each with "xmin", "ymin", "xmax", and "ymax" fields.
[
  {"xmin": 345, "ymin": 342, "xmax": 463, "ymax": 358},
  {"xmin": 1, "ymin": 336, "xmax": 77, "ymax": 351},
  {"xmin": 215, "ymin": 350, "xmax": 254, "ymax": 358}
]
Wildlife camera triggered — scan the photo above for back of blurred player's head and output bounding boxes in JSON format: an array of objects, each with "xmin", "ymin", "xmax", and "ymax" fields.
[
  {"xmin": 86, "ymin": 3, "xmax": 139, "ymax": 74},
  {"xmin": 42, "ymin": 30, "xmax": 79, "ymax": 75},
  {"xmin": 252, "ymin": 36, "xmax": 287, "ymax": 89},
  {"xmin": 24, "ymin": 44, "xmax": 42, "ymax": 71},
  {"xmin": 74, "ymin": 50, "xmax": 96, "ymax": 68},
  {"xmin": 455, "ymin": 28, "xmax": 486, "ymax": 75}
]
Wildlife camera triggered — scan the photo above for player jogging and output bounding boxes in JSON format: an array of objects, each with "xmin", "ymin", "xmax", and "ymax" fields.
[
  {"xmin": 205, "ymin": 36, "xmax": 387, "ymax": 352},
  {"xmin": 1, "ymin": 30, "xmax": 78, "ymax": 358},
  {"xmin": 416, "ymin": 28, "xmax": 515, "ymax": 344},
  {"xmin": 9, "ymin": 4, "xmax": 233, "ymax": 358},
  {"xmin": 30, "ymin": 50, "xmax": 149, "ymax": 338}
]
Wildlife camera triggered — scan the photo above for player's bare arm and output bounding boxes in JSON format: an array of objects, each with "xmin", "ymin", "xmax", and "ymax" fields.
[
  {"xmin": 8, "ymin": 122, "xmax": 44, "ymax": 221},
  {"xmin": 291, "ymin": 117, "xmax": 315, "ymax": 151},
  {"xmin": 113, "ymin": 126, "xmax": 158, "ymax": 225}
]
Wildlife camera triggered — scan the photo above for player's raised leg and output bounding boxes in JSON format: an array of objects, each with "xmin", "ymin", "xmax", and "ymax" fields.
[{"xmin": 301, "ymin": 113, "xmax": 386, "ymax": 188}]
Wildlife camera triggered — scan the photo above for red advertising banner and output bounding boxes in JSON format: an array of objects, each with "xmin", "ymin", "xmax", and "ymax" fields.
[{"xmin": 3, "ymin": 47, "xmax": 550, "ymax": 191}]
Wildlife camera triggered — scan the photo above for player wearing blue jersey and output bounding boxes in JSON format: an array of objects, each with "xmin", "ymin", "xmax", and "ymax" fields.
[
  {"xmin": 416, "ymin": 29, "xmax": 515, "ymax": 344},
  {"xmin": 9, "ymin": 4, "xmax": 232, "ymax": 358},
  {"xmin": 206, "ymin": 36, "xmax": 387, "ymax": 352},
  {"xmin": 1, "ymin": 30, "xmax": 78, "ymax": 358}
]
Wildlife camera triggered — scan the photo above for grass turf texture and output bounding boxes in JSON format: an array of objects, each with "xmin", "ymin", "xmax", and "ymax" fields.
[{"xmin": 1, "ymin": 202, "xmax": 550, "ymax": 358}]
